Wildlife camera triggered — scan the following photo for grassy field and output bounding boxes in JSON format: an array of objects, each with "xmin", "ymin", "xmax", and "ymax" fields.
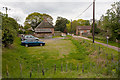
[{"xmin": 2, "ymin": 37, "xmax": 119, "ymax": 78}]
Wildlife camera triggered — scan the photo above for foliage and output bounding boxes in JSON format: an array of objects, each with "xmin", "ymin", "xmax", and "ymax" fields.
[
  {"xmin": 2, "ymin": 37, "xmax": 118, "ymax": 78},
  {"xmin": 66, "ymin": 19, "xmax": 90, "ymax": 33},
  {"xmin": 43, "ymin": 13, "xmax": 53, "ymax": 24},
  {"xmin": 2, "ymin": 14, "xmax": 19, "ymax": 47},
  {"xmin": 99, "ymin": 1, "xmax": 120, "ymax": 41},
  {"xmin": 90, "ymin": 23, "xmax": 100, "ymax": 35},
  {"xmin": 24, "ymin": 30, "xmax": 33, "ymax": 34},
  {"xmin": 55, "ymin": 16, "xmax": 70, "ymax": 32},
  {"xmin": 77, "ymin": 19, "xmax": 90, "ymax": 26},
  {"xmin": 66, "ymin": 20, "xmax": 79, "ymax": 33},
  {"xmin": 18, "ymin": 30, "xmax": 24, "ymax": 34},
  {"xmin": 24, "ymin": 12, "xmax": 53, "ymax": 30}
]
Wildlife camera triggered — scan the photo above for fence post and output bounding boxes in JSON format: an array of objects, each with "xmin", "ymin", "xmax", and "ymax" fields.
[
  {"xmin": 38, "ymin": 64, "xmax": 39, "ymax": 78},
  {"xmin": 66, "ymin": 63, "xmax": 67, "ymax": 72},
  {"xmin": 70, "ymin": 64, "xmax": 72, "ymax": 71},
  {"xmin": 82, "ymin": 64, "xmax": 84, "ymax": 73},
  {"xmin": 99, "ymin": 46, "xmax": 100, "ymax": 55},
  {"xmin": 20, "ymin": 63, "xmax": 22, "ymax": 78},
  {"xmin": 54, "ymin": 64, "xmax": 56, "ymax": 74},
  {"xmin": 111, "ymin": 53, "xmax": 114, "ymax": 62},
  {"xmin": 42, "ymin": 64, "xmax": 44, "ymax": 76},
  {"xmin": 61, "ymin": 63, "xmax": 63, "ymax": 72},
  {"xmin": 6, "ymin": 64, "xmax": 9, "ymax": 78},
  {"xmin": 77, "ymin": 64, "xmax": 79, "ymax": 71},
  {"xmin": 30, "ymin": 68, "xmax": 32, "ymax": 78}
]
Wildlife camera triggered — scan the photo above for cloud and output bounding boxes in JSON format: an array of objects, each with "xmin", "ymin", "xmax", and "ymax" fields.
[{"xmin": 0, "ymin": 0, "xmax": 118, "ymax": 25}]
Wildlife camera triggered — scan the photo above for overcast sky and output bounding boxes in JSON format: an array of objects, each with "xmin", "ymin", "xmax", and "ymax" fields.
[{"xmin": 0, "ymin": 0, "xmax": 119, "ymax": 26}]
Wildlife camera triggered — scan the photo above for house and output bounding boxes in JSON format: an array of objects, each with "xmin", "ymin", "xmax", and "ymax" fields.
[
  {"xmin": 34, "ymin": 19, "xmax": 54, "ymax": 37},
  {"xmin": 76, "ymin": 26, "xmax": 91, "ymax": 36}
]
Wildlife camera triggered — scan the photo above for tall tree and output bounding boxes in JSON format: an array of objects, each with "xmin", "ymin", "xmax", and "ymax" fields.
[
  {"xmin": 90, "ymin": 23, "xmax": 100, "ymax": 35},
  {"xmin": 24, "ymin": 12, "xmax": 53, "ymax": 30},
  {"xmin": 66, "ymin": 19, "xmax": 90, "ymax": 33},
  {"xmin": 55, "ymin": 17, "xmax": 69, "ymax": 32},
  {"xmin": 66, "ymin": 20, "xmax": 79, "ymax": 33},
  {"xmin": 43, "ymin": 13, "xmax": 53, "ymax": 24},
  {"xmin": 77, "ymin": 19, "xmax": 90, "ymax": 26},
  {"xmin": 1, "ymin": 12, "xmax": 19, "ymax": 47},
  {"xmin": 99, "ymin": 1, "xmax": 120, "ymax": 41},
  {"xmin": 24, "ymin": 12, "xmax": 43, "ymax": 30}
]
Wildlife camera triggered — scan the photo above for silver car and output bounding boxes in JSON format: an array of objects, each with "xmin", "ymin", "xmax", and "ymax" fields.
[{"xmin": 21, "ymin": 35, "xmax": 39, "ymax": 41}]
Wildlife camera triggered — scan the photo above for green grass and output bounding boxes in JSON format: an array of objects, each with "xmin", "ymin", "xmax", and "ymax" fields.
[{"xmin": 2, "ymin": 37, "xmax": 119, "ymax": 78}]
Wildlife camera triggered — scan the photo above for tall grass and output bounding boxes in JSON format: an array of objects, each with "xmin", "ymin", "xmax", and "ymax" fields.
[{"xmin": 2, "ymin": 37, "xmax": 119, "ymax": 78}]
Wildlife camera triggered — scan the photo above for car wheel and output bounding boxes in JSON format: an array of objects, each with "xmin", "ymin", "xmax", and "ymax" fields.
[
  {"xmin": 25, "ymin": 44, "xmax": 28, "ymax": 47},
  {"xmin": 40, "ymin": 44, "xmax": 42, "ymax": 46}
]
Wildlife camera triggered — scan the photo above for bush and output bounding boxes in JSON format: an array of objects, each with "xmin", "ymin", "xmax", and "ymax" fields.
[{"xmin": 2, "ymin": 16, "xmax": 19, "ymax": 47}]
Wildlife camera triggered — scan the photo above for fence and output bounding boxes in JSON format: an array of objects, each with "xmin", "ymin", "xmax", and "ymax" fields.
[{"xmin": 3, "ymin": 40, "xmax": 119, "ymax": 78}]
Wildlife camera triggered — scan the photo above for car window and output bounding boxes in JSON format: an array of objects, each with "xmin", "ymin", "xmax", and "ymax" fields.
[{"xmin": 30, "ymin": 36, "xmax": 33, "ymax": 38}]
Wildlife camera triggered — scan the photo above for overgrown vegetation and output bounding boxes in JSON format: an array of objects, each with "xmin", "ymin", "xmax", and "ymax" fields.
[
  {"xmin": 2, "ymin": 37, "xmax": 118, "ymax": 78},
  {"xmin": 98, "ymin": 1, "xmax": 120, "ymax": 41},
  {"xmin": 1, "ymin": 12, "xmax": 19, "ymax": 47}
]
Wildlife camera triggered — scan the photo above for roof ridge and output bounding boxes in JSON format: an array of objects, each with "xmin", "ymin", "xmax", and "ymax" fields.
[{"xmin": 35, "ymin": 20, "xmax": 54, "ymax": 30}]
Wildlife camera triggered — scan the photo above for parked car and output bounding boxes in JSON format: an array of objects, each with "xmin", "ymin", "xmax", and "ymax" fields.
[
  {"xmin": 21, "ymin": 35, "xmax": 39, "ymax": 41},
  {"xmin": 21, "ymin": 39, "xmax": 45, "ymax": 47}
]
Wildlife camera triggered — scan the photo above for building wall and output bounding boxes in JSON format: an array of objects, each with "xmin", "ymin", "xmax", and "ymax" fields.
[
  {"xmin": 34, "ymin": 32, "xmax": 52, "ymax": 37},
  {"xmin": 34, "ymin": 28, "xmax": 54, "ymax": 37},
  {"xmin": 76, "ymin": 28, "xmax": 78, "ymax": 35},
  {"xmin": 42, "ymin": 28, "xmax": 54, "ymax": 34},
  {"xmin": 76, "ymin": 29, "xmax": 90, "ymax": 36}
]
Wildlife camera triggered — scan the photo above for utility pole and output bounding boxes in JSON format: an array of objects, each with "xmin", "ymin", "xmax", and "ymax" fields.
[
  {"xmin": 93, "ymin": 0, "xmax": 95, "ymax": 43},
  {"xmin": 3, "ymin": 7, "xmax": 11, "ymax": 17},
  {"xmin": 71, "ymin": 19, "xmax": 72, "ymax": 35}
]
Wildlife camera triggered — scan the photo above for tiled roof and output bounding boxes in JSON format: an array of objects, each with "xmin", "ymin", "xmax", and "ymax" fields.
[{"xmin": 35, "ymin": 20, "xmax": 54, "ymax": 29}]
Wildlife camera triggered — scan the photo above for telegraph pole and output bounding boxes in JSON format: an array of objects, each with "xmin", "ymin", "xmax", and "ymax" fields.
[
  {"xmin": 93, "ymin": 0, "xmax": 95, "ymax": 43},
  {"xmin": 3, "ymin": 7, "xmax": 11, "ymax": 17},
  {"xmin": 71, "ymin": 19, "xmax": 72, "ymax": 35}
]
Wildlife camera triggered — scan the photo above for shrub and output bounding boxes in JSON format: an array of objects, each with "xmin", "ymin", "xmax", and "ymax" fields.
[{"xmin": 2, "ymin": 16, "xmax": 19, "ymax": 47}]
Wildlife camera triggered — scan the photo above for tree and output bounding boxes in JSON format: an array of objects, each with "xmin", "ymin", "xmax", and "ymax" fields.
[
  {"xmin": 99, "ymin": 1, "xmax": 120, "ymax": 41},
  {"xmin": 90, "ymin": 23, "xmax": 100, "ymax": 35},
  {"xmin": 24, "ymin": 12, "xmax": 43, "ymax": 30},
  {"xmin": 2, "ymin": 12, "xmax": 19, "ymax": 47},
  {"xmin": 77, "ymin": 19, "xmax": 90, "ymax": 26},
  {"xmin": 43, "ymin": 13, "xmax": 53, "ymax": 24},
  {"xmin": 66, "ymin": 20, "xmax": 79, "ymax": 33},
  {"xmin": 55, "ymin": 17, "xmax": 69, "ymax": 32},
  {"xmin": 66, "ymin": 19, "xmax": 90, "ymax": 33},
  {"xmin": 24, "ymin": 12, "xmax": 53, "ymax": 30}
]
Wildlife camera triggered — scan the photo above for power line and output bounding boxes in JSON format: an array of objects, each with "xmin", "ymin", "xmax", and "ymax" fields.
[{"xmin": 74, "ymin": 2, "xmax": 93, "ymax": 19}]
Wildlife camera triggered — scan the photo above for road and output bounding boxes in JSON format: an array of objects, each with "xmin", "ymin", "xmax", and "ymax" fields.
[{"xmin": 73, "ymin": 35, "xmax": 120, "ymax": 51}]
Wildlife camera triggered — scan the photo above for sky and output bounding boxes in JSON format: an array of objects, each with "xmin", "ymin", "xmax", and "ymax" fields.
[{"xmin": 0, "ymin": 0, "xmax": 119, "ymax": 26}]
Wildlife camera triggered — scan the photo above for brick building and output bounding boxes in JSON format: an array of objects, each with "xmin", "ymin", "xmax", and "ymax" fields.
[{"xmin": 76, "ymin": 26, "xmax": 91, "ymax": 36}]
